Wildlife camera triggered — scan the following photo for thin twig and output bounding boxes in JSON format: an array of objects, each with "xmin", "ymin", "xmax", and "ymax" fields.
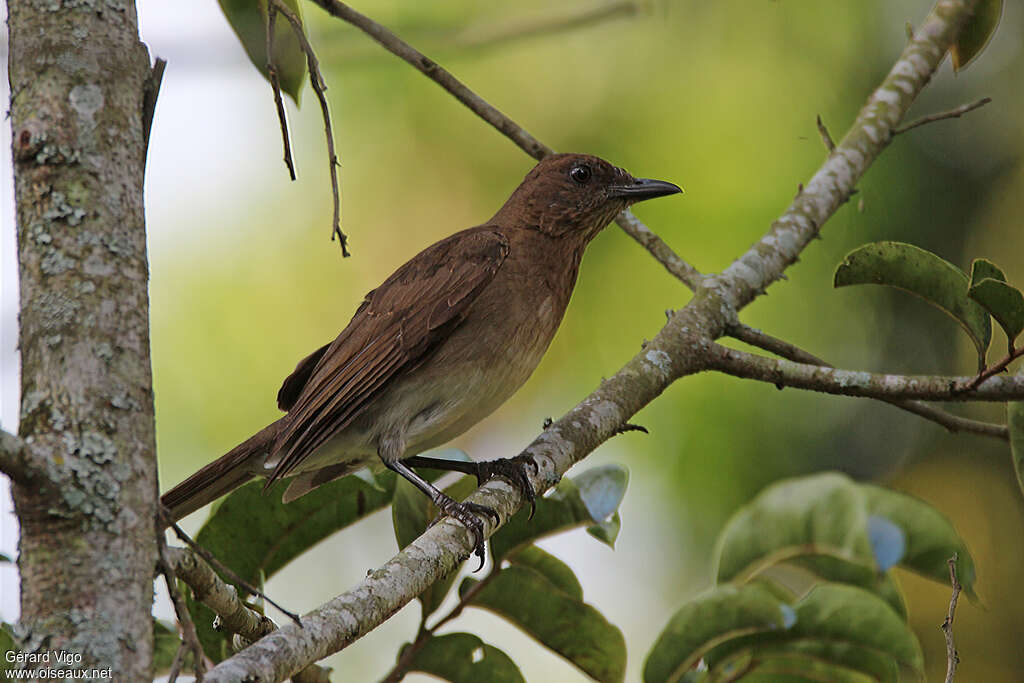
[
  {"xmin": 265, "ymin": 8, "xmax": 297, "ymax": 181},
  {"xmin": 894, "ymin": 97, "xmax": 991, "ymax": 135},
  {"xmin": 167, "ymin": 642, "xmax": 187, "ymax": 683},
  {"xmin": 308, "ymin": 0, "xmax": 700, "ymax": 286},
  {"xmin": 166, "ymin": 546, "xmax": 331, "ymax": 683},
  {"xmin": 942, "ymin": 553, "xmax": 962, "ymax": 683},
  {"xmin": 454, "ymin": 0, "xmax": 641, "ymax": 51},
  {"xmin": 816, "ymin": 115, "xmax": 835, "ymax": 153},
  {"xmin": 615, "ymin": 210, "xmax": 703, "ymax": 291},
  {"xmin": 959, "ymin": 345, "xmax": 1024, "ymax": 392},
  {"xmin": 163, "ymin": 512, "xmax": 301, "ymax": 626},
  {"xmin": 269, "ymin": 0, "xmax": 349, "ymax": 255},
  {"xmin": 729, "ymin": 323, "xmax": 1010, "ymax": 440},
  {"xmin": 310, "ymin": 0, "xmax": 551, "ymax": 160},
  {"xmin": 158, "ymin": 533, "xmax": 207, "ymax": 681}
]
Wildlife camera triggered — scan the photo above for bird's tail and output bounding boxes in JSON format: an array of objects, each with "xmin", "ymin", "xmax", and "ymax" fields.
[{"xmin": 160, "ymin": 420, "xmax": 282, "ymax": 524}]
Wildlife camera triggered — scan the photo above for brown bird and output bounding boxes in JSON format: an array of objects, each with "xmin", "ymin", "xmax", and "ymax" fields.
[{"xmin": 161, "ymin": 153, "xmax": 681, "ymax": 559}]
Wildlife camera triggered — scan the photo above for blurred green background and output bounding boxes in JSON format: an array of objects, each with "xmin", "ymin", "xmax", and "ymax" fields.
[{"xmin": 149, "ymin": 1, "xmax": 1024, "ymax": 680}]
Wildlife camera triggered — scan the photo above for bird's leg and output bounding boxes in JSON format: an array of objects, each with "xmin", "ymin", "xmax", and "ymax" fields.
[
  {"xmin": 384, "ymin": 459, "xmax": 497, "ymax": 568},
  {"xmin": 403, "ymin": 454, "xmax": 538, "ymax": 519}
]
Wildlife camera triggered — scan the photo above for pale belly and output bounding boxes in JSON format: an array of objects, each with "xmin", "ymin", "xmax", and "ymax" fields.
[{"xmin": 282, "ymin": 290, "xmax": 562, "ymax": 475}]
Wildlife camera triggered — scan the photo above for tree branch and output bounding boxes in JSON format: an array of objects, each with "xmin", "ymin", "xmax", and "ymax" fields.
[
  {"xmin": 895, "ymin": 96, "xmax": 991, "ymax": 135},
  {"xmin": 706, "ymin": 341, "xmax": 1024, "ymax": 402},
  {"xmin": 203, "ymin": 1, "xmax": 983, "ymax": 679},
  {"xmin": 166, "ymin": 546, "xmax": 331, "ymax": 683},
  {"xmin": 729, "ymin": 324, "xmax": 1010, "ymax": 439},
  {"xmin": 0, "ymin": 429, "xmax": 30, "ymax": 484},
  {"xmin": 307, "ymin": 0, "xmax": 699, "ymax": 287},
  {"xmin": 942, "ymin": 553, "xmax": 962, "ymax": 683},
  {"xmin": 268, "ymin": 0, "xmax": 349, "ymax": 255}
]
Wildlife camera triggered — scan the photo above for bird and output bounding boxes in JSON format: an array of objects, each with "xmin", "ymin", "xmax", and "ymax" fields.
[{"xmin": 160, "ymin": 153, "xmax": 681, "ymax": 560}]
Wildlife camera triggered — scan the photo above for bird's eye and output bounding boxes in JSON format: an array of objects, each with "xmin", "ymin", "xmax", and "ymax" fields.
[{"xmin": 569, "ymin": 165, "xmax": 592, "ymax": 184}]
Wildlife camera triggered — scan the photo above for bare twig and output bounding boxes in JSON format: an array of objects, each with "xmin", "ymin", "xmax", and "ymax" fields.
[
  {"xmin": 816, "ymin": 115, "xmax": 836, "ymax": 153},
  {"xmin": 942, "ymin": 553, "xmax": 962, "ymax": 683},
  {"xmin": 269, "ymin": 0, "xmax": 349, "ymax": 255},
  {"xmin": 164, "ymin": 514, "xmax": 301, "ymax": 626},
  {"xmin": 165, "ymin": 546, "xmax": 331, "ymax": 683},
  {"xmin": 895, "ymin": 96, "xmax": 991, "ymax": 135},
  {"xmin": 705, "ymin": 340, "xmax": 1024, "ymax": 402},
  {"xmin": 729, "ymin": 323, "xmax": 1010, "ymax": 440},
  {"xmin": 158, "ymin": 534, "xmax": 207, "ymax": 681},
  {"xmin": 959, "ymin": 345, "xmax": 1024, "ymax": 392},
  {"xmin": 615, "ymin": 209, "xmax": 703, "ymax": 291},
  {"xmin": 308, "ymin": 0, "xmax": 700, "ymax": 287},
  {"xmin": 265, "ymin": 8, "xmax": 297, "ymax": 181},
  {"xmin": 309, "ymin": 0, "xmax": 551, "ymax": 160},
  {"xmin": 454, "ymin": 0, "xmax": 641, "ymax": 51}
]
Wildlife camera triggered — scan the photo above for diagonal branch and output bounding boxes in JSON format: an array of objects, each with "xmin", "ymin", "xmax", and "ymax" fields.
[
  {"xmin": 203, "ymin": 2, "xmax": 983, "ymax": 679},
  {"xmin": 307, "ymin": 0, "xmax": 699, "ymax": 287},
  {"xmin": 729, "ymin": 324, "xmax": 1010, "ymax": 439}
]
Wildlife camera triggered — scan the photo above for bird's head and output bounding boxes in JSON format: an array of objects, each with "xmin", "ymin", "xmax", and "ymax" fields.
[{"xmin": 492, "ymin": 153, "xmax": 682, "ymax": 241}]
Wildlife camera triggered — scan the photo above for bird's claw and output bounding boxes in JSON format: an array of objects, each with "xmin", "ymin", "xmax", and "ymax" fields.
[
  {"xmin": 475, "ymin": 455, "xmax": 538, "ymax": 520},
  {"xmin": 431, "ymin": 498, "xmax": 497, "ymax": 571}
]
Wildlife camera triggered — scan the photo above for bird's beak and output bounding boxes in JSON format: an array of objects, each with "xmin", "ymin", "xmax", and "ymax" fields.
[{"xmin": 608, "ymin": 177, "xmax": 683, "ymax": 202}]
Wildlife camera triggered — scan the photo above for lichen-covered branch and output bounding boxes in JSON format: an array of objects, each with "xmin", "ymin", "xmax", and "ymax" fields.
[
  {"xmin": 729, "ymin": 324, "xmax": 1010, "ymax": 439},
  {"xmin": 203, "ymin": 1, "xmax": 982, "ymax": 680},
  {"xmin": 0, "ymin": 429, "xmax": 29, "ymax": 483},
  {"xmin": 707, "ymin": 341, "xmax": 1024, "ymax": 402}
]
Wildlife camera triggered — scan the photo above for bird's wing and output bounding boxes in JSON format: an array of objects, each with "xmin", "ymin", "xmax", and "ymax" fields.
[{"xmin": 267, "ymin": 228, "xmax": 510, "ymax": 484}]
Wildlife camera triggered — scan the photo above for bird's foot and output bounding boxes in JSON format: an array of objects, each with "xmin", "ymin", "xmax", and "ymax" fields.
[
  {"xmin": 431, "ymin": 495, "xmax": 499, "ymax": 570},
  {"xmin": 474, "ymin": 455, "xmax": 538, "ymax": 520}
]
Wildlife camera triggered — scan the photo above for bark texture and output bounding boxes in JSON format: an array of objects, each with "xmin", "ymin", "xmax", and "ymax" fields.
[{"xmin": 7, "ymin": 0, "xmax": 156, "ymax": 678}]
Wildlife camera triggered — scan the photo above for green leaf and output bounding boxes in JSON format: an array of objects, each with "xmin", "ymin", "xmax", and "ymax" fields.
[
  {"xmin": 490, "ymin": 466, "xmax": 627, "ymax": 561},
  {"xmin": 462, "ymin": 565, "xmax": 626, "ymax": 682},
  {"xmin": 861, "ymin": 484, "xmax": 977, "ymax": 600},
  {"xmin": 834, "ymin": 241, "xmax": 992, "ymax": 369},
  {"xmin": 788, "ymin": 584, "xmax": 923, "ymax": 674},
  {"xmin": 218, "ymin": 0, "xmax": 307, "ymax": 102},
  {"xmin": 587, "ymin": 511, "xmax": 621, "ymax": 548},
  {"xmin": 742, "ymin": 641, "xmax": 898, "ymax": 683},
  {"xmin": 969, "ymin": 258, "xmax": 1006, "ymax": 286},
  {"xmin": 643, "ymin": 584, "xmax": 789, "ymax": 683},
  {"xmin": 1008, "ymin": 401, "xmax": 1024, "ymax": 501},
  {"xmin": 400, "ymin": 632, "xmax": 525, "ymax": 683},
  {"xmin": 0, "ymin": 553, "xmax": 10, "ymax": 564},
  {"xmin": 189, "ymin": 472, "xmax": 397, "ymax": 660},
  {"xmin": 507, "ymin": 545, "xmax": 583, "ymax": 601},
  {"xmin": 739, "ymin": 654, "xmax": 876, "ymax": 683},
  {"xmin": 714, "ymin": 473, "xmax": 875, "ymax": 585},
  {"xmin": 153, "ymin": 619, "xmax": 183, "ymax": 676},
  {"xmin": 969, "ymin": 278, "xmax": 1024, "ymax": 345},
  {"xmin": 951, "ymin": 0, "xmax": 1003, "ymax": 72},
  {"xmin": 392, "ymin": 474, "xmax": 477, "ymax": 618}
]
